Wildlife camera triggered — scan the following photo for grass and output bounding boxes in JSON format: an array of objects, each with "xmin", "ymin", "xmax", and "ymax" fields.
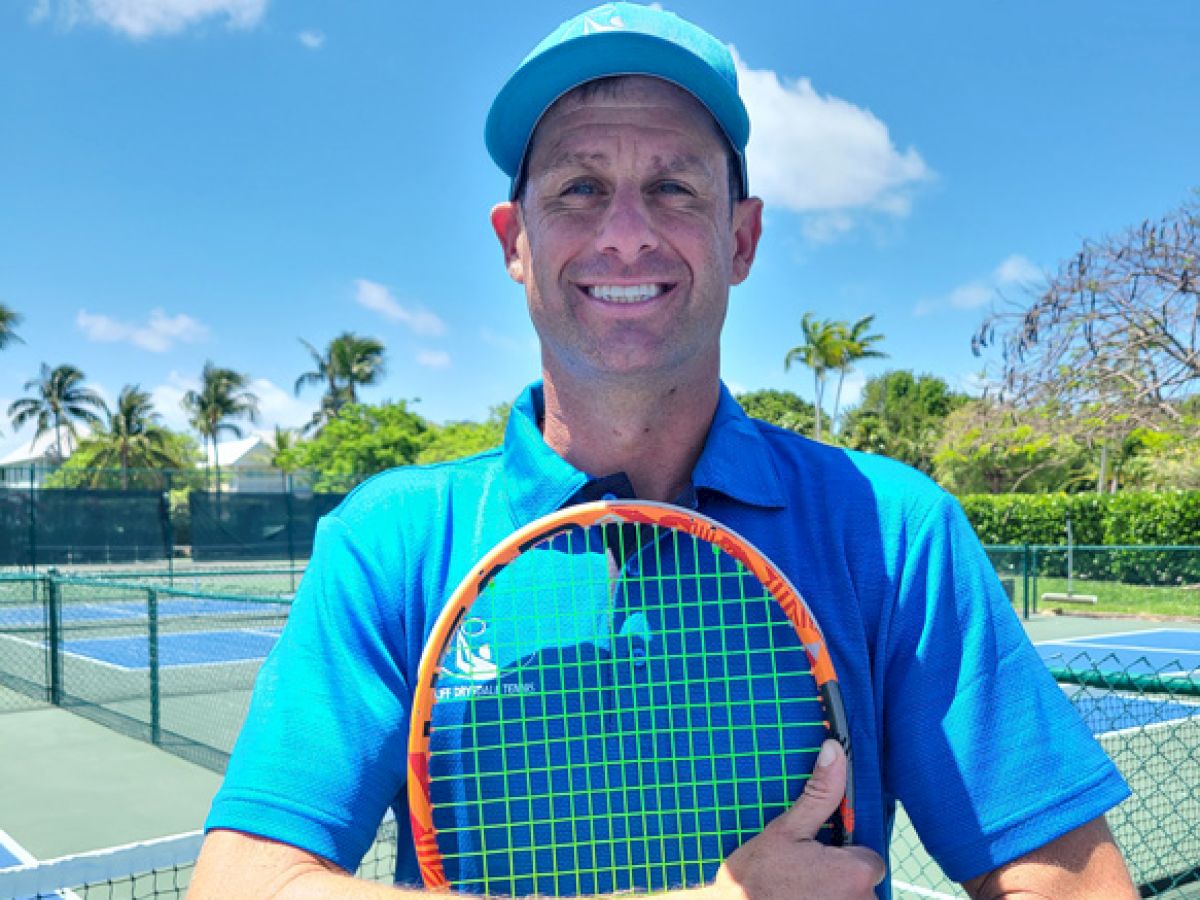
[{"xmin": 1024, "ymin": 576, "xmax": 1200, "ymax": 619}]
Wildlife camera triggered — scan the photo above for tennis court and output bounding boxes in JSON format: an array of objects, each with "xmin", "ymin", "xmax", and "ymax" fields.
[{"xmin": 2, "ymin": 567, "xmax": 1198, "ymax": 897}]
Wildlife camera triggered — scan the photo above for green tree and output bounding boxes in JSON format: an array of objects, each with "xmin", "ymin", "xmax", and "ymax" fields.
[
  {"xmin": 182, "ymin": 361, "xmax": 260, "ymax": 491},
  {"xmin": 279, "ymin": 401, "xmax": 429, "ymax": 488},
  {"xmin": 784, "ymin": 313, "xmax": 843, "ymax": 441},
  {"xmin": 0, "ymin": 303, "xmax": 23, "ymax": 351},
  {"xmin": 932, "ymin": 401, "xmax": 1090, "ymax": 494},
  {"xmin": 269, "ymin": 426, "xmax": 299, "ymax": 472},
  {"xmin": 735, "ymin": 389, "xmax": 816, "ymax": 435},
  {"xmin": 7, "ymin": 363, "xmax": 107, "ymax": 461},
  {"xmin": 295, "ymin": 332, "xmax": 387, "ymax": 432},
  {"xmin": 74, "ymin": 385, "xmax": 187, "ymax": 487},
  {"xmin": 842, "ymin": 371, "xmax": 968, "ymax": 473},
  {"xmin": 417, "ymin": 405, "xmax": 510, "ymax": 464},
  {"xmin": 50, "ymin": 427, "xmax": 199, "ymax": 489},
  {"xmin": 829, "ymin": 314, "xmax": 887, "ymax": 432}
]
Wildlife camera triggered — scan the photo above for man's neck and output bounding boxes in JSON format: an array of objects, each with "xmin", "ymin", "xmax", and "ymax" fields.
[{"xmin": 540, "ymin": 373, "xmax": 720, "ymax": 503}]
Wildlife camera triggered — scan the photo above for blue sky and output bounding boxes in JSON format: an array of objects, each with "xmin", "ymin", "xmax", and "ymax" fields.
[{"xmin": 1, "ymin": 1, "xmax": 1197, "ymax": 458}]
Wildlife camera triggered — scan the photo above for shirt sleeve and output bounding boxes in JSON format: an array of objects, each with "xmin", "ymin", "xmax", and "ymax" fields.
[
  {"xmin": 204, "ymin": 514, "xmax": 412, "ymax": 872},
  {"xmin": 880, "ymin": 494, "xmax": 1130, "ymax": 883}
]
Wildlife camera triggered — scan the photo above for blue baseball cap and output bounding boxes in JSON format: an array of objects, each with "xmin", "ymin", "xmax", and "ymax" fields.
[{"xmin": 486, "ymin": 2, "xmax": 750, "ymax": 200}]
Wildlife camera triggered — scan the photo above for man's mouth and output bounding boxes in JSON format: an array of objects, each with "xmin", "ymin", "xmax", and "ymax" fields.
[{"xmin": 584, "ymin": 284, "xmax": 669, "ymax": 304}]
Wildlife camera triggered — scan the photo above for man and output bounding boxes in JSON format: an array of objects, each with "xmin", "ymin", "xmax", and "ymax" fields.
[{"xmin": 191, "ymin": 5, "xmax": 1136, "ymax": 898}]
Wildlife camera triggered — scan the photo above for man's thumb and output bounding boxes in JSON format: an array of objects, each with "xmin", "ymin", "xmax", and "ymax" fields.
[{"xmin": 783, "ymin": 739, "xmax": 847, "ymax": 840}]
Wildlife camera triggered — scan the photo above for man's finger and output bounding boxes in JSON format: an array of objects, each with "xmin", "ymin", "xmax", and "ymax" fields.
[{"xmin": 780, "ymin": 739, "xmax": 847, "ymax": 841}]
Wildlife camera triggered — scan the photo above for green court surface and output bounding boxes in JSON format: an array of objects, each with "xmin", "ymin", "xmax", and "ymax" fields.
[{"xmin": 0, "ymin": 706, "xmax": 221, "ymax": 859}]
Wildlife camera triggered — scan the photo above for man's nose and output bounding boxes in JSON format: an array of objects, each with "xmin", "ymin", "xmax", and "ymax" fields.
[{"xmin": 595, "ymin": 186, "xmax": 659, "ymax": 263}]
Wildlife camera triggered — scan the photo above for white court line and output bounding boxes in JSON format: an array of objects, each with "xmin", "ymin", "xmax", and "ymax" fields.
[
  {"xmin": 892, "ymin": 880, "xmax": 962, "ymax": 899},
  {"xmin": 1035, "ymin": 626, "xmax": 1175, "ymax": 645},
  {"xmin": 0, "ymin": 827, "xmax": 38, "ymax": 868},
  {"xmin": 0, "ymin": 631, "xmax": 273, "ymax": 673},
  {"xmin": 1042, "ymin": 639, "xmax": 1200, "ymax": 658}
]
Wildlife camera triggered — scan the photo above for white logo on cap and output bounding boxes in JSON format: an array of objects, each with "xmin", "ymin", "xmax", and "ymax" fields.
[{"xmin": 583, "ymin": 13, "xmax": 625, "ymax": 35}]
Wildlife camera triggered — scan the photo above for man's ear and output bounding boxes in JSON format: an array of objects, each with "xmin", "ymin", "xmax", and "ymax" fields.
[
  {"xmin": 729, "ymin": 197, "xmax": 764, "ymax": 285},
  {"xmin": 490, "ymin": 201, "xmax": 526, "ymax": 284}
]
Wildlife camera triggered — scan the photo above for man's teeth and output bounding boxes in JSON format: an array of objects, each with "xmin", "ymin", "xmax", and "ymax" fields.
[{"xmin": 586, "ymin": 284, "xmax": 664, "ymax": 303}]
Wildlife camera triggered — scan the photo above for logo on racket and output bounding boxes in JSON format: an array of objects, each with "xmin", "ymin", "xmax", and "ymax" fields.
[
  {"xmin": 437, "ymin": 619, "xmax": 499, "ymax": 683},
  {"xmin": 435, "ymin": 616, "xmax": 537, "ymax": 701}
]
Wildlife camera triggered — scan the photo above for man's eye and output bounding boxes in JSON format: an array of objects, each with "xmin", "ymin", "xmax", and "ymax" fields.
[
  {"xmin": 562, "ymin": 181, "xmax": 600, "ymax": 196},
  {"xmin": 654, "ymin": 181, "xmax": 693, "ymax": 196}
]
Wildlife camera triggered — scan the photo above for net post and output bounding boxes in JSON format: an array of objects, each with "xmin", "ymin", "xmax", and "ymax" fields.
[
  {"xmin": 1021, "ymin": 544, "xmax": 1031, "ymax": 620},
  {"xmin": 46, "ymin": 567, "xmax": 62, "ymax": 706},
  {"xmin": 285, "ymin": 474, "xmax": 296, "ymax": 588},
  {"xmin": 1031, "ymin": 545, "xmax": 1040, "ymax": 614},
  {"xmin": 163, "ymin": 470, "xmax": 175, "ymax": 588},
  {"xmin": 148, "ymin": 587, "xmax": 161, "ymax": 746},
  {"xmin": 28, "ymin": 465, "xmax": 37, "ymax": 574}
]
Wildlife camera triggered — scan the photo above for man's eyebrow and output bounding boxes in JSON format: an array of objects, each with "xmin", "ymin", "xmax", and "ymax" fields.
[
  {"xmin": 538, "ymin": 151, "xmax": 717, "ymax": 178},
  {"xmin": 539, "ymin": 151, "xmax": 611, "ymax": 174}
]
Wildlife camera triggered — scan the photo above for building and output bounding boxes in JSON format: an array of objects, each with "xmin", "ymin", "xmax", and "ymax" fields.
[{"xmin": 199, "ymin": 435, "xmax": 287, "ymax": 493}]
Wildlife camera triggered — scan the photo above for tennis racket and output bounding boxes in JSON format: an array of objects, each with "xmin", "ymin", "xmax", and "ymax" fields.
[{"xmin": 407, "ymin": 500, "xmax": 853, "ymax": 896}]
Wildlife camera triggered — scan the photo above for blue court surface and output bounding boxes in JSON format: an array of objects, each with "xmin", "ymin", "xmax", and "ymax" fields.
[
  {"xmin": 1036, "ymin": 627, "xmax": 1200, "ymax": 677},
  {"xmin": 0, "ymin": 597, "xmax": 284, "ymax": 630},
  {"xmin": 63, "ymin": 628, "xmax": 281, "ymax": 670},
  {"xmin": 1038, "ymin": 628, "xmax": 1200, "ymax": 736},
  {"xmin": 0, "ymin": 829, "xmax": 35, "ymax": 872}
]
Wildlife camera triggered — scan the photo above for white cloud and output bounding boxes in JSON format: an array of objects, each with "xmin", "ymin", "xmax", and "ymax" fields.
[
  {"xmin": 994, "ymin": 254, "xmax": 1041, "ymax": 286},
  {"xmin": 77, "ymin": 308, "xmax": 209, "ymax": 352},
  {"xmin": 33, "ymin": 0, "xmax": 267, "ymax": 39},
  {"xmin": 248, "ymin": 377, "xmax": 313, "ymax": 431},
  {"xmin": 354, "ymin": 279, "xmax": 447, "ymax": 337},
  {"xmin": 914, "ymin": 254, "xmax": 1041, "ymax": 317},
  {"xmin": 733, "ymin": 48, "xmax": 931, "ymax": 238},
  {"xmin": 416, "ymin": 350, "xmax": 451, "ymax": 369},
  {"xmin": 151, "ymin": 372, "xmax": 311, "ymax": 435},
  {"xmin": 149, "ymin": 371, "xmax": 194, "ymax": 432},
  {"xmin": 297, "ymin": 28, "xmax": 324, "ymax": 49}
]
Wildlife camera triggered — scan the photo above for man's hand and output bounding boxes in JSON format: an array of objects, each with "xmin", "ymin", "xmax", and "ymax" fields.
[{"xmin": 709, "ymin": 740, "xmax": 886, "ymax": 900}]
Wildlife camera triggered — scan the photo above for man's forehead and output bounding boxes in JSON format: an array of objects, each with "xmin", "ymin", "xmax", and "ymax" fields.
[{"xmin": 527, "ymin": 76, "xmax": 727, "ymax": 169}]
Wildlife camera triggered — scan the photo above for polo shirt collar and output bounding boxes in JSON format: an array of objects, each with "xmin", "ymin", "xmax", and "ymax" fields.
[{"xmin": 502, "ymin": 381, "xmax": 786, "ymax": 527}]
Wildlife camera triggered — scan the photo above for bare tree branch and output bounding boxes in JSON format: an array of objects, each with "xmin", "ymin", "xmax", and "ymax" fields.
[{"xmin": 974, "ymin": 195, "xmax": 1200, "ymax": 435}]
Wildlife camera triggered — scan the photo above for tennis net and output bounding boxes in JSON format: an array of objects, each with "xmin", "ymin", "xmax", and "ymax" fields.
[{"xmin": 0, "ymin": 818, "xmax": 399, "ymax": 899}]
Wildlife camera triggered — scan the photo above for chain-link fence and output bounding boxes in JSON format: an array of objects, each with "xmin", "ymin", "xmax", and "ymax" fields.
[
  {"xmin": 3, "ymin": 569, "xmax": 1198, "ymax": 895},
  {"xmin": 890, "ymin": 654, "xmax": 1200, "ymax": 897},
  {"xmin": 0, "ymin": 468, "xmax": 361, "ymax": 570}
]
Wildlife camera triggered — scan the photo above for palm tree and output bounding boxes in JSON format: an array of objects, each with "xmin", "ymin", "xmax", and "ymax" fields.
[
  {"xmin": 182, "ymin": 361, "xmax": 260, "ymax": 491},
  {"xmin": 784, "ymin": 314, "xmax": 842, "ymax": 441},
  {"xmin": 85, "ymin": 385, "xmax": 182, "ymax": 488},
  {"xmin": 295, "ymin": 333, "xmax": 386, "ymax": 432},
  {"xmin": 7, "ymin": 363, "xmax": 108, "ymax": 461},
  {"xmin": 0, "ymin": 303, "xmax": 23, "ymax": 350},
  {"xmin": 269, "ymin": 425, "xmax": 298, "ymax": 471},
  {"xmin": 830, "ymin": 314, "xmax": 888, "ymax": 433}
]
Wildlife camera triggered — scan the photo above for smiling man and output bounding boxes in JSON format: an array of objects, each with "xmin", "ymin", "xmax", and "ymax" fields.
[{"xmin": 190, "ymin": 5, "xmax": 1136, "ymax": 899}]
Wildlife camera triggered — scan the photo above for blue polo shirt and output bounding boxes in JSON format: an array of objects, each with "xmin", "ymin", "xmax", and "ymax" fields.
[{"xmin": 206, "ymin": 381, "xmax": 1128, "ymax": 896}]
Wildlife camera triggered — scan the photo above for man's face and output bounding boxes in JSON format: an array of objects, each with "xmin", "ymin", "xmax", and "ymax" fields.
[{"xmin": 491, "ymin": 77, "xmax": 762, "ymax": 387}]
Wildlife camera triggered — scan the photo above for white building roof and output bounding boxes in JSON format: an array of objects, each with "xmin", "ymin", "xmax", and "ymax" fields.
[
  {"xmin": 200, "ymin": 434, "xmax": 273, "ymax": 468},
  {"xmin": 0, "ymin": 425, "xmax": 91, "ymax": 467}
]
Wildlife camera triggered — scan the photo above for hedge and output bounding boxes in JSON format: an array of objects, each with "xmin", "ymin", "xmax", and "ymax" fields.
[{"xmin": 958, "ymin": 492, "xmax": 1200, "ymax": 585}]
